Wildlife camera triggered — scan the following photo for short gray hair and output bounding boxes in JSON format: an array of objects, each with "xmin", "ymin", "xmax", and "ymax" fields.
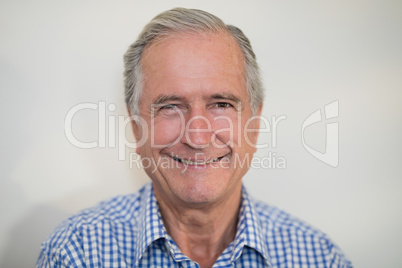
[{"xmin": 124, "ymin": 7, "xmax": 264, "ymax": 115}]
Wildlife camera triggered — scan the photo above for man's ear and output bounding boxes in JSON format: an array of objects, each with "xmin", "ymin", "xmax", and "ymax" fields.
[
  {"xmin": 247, "ymin": 104, "xmax": 263, "ymax": 152},
  {"xmin": 127, "ymin": 108, "xmax": 142, "ymax": 155},
  {"xmin": 255, "ymin": 104, "xmax": 263, "ymax": 127}
]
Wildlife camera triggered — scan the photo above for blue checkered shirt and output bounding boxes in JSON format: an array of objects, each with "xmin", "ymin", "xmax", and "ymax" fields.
[{"xmin": 37, "ymin": 183, "xmax": 352, "ymax": 267}]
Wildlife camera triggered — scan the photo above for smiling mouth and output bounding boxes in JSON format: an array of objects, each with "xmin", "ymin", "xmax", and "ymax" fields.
[{"xmin": 171, "ymin": 155, "xmax": 227, "ymax": 165}]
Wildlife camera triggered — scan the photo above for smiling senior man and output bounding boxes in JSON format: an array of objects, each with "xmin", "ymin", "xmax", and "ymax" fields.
[{"xmin": 37, "ymin": 8, "xmax": 351, "ymax": 268}]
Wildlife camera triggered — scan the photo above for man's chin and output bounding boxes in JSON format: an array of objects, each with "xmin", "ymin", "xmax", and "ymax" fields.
[
  {"xmin": 172, "ymin": 186, "xmax": 225, "ymax": 207},
  {"xmin": 165, "ymin": 172, "xmax": 237, "ymax": 205}
]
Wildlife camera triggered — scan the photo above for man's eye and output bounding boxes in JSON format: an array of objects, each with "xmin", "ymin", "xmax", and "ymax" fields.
[
  {"xmin": 160, "ymin": 104, "xmax": 178, "ymax": 110},
  {"xmin": 215, "ymin": 102, "xmax": 232, "ymax": 108}
]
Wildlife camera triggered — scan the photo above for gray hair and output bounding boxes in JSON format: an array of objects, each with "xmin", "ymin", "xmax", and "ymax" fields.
[{"xmin": 124, "ymin": 7, "xmax": 264, "ymax": 115}]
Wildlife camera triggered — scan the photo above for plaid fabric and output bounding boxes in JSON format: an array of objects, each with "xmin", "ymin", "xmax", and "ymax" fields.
[{"xmin": 37, "ymin": 182, "xmax": 352, "ymax": 267}]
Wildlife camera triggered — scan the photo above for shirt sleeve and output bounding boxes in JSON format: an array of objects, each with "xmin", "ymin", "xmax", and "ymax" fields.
[
  {"xmin": 36, "ymin": 250, "xmax": 51, "ymax": 268},
  {"xmin": 36, "ymin": 222, "xmax": 86, "ymax": 268},
  {"xmin": 325, "ymin": 240, "xmax": 353, "ymax": 268}
]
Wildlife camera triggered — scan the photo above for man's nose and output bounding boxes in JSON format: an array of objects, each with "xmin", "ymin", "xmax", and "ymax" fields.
[{"xmin": 182, "ymin": 109, "xmax": 213, "ymax": 149}]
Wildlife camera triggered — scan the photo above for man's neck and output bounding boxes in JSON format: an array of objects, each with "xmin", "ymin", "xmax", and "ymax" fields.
[{"xmin": 154, "ymin": 183, "xmax": 242, "ymax": 268}]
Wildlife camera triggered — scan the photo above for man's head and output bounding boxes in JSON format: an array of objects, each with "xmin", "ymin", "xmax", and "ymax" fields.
[
  {"xmin": 124, "ymin": 8, "xmax": 264, "ymax": 207},
  {"xmin": 124, "ymin": 7, "xmax": 263, "ymax": 116}
]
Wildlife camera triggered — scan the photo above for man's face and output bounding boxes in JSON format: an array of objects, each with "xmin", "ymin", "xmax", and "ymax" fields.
[{"xmin": 132, "ymin": 32, "xmax": 261, "ymax": 206}]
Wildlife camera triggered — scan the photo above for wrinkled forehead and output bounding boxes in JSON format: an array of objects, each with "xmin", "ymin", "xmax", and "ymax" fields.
[
  {"xmin": 141, "ymin": 31, "xmax": 245, "ymax": 74},
  {"xmin": 139, "ymin": 32, "xmax": 247, "ymax": 103}
]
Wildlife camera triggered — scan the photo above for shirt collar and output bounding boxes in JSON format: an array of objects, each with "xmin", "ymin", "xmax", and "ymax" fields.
[
  {"xmin": 133, "ymin": 182, "xmax": 168, "ymax": 267},
  {"xmin": 231, "ymin": 185, "xmax": 271, "ymax": 266},
  {"xmin": 133, "ymin": 183, "xmax": 271, "ymax": 267}
]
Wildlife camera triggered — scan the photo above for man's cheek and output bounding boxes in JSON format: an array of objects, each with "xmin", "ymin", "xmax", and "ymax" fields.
[
  {"xmin": 151, "ymin": 119, "xmax": 184, "ymax": 147},
  {"xmin": 211, "ymin": 117, "xmax": 238, "ymax": 147}
]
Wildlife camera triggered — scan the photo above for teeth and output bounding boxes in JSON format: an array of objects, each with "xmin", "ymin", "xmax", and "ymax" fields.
[{"xmin": 172, "ymin": 156, "xmax": 219, "ymax": 165}]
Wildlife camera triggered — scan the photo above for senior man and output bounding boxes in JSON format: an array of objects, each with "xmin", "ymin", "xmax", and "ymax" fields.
[{"xmin": 38, "ymin": 8, "xmax": 351, "ymax": 268}]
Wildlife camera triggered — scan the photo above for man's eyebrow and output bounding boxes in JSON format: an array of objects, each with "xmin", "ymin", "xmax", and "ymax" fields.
[
  {"xmin": 209, "ymin": 93, "xmax": 241, "ymax": 103},
  {"xmin": 152, "ymin": 93, "xmax": 242, "ymax": 105},
  {"xmin": 152, "ymin": 94, "xmax": 183, "ymax": 105}
]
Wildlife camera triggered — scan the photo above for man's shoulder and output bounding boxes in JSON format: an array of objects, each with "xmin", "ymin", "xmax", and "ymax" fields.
[
  {"xmin": 38, "ymin": 183, "xmax": 151, "ymax": 266},
  {"xmin": 65, "ymin": 183, "xmax": 149, "ymax": 227},
  {"xmin": 251, "ymin": 198, "xmax": 352, "ymax": 267},
  {"xmin": 252, "ymin": 199, "xmax": 324, "ymax": 236}
]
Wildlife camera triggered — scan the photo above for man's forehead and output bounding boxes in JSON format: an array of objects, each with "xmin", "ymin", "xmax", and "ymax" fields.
[
  {"xmin": 138, "ymin": 31, "xmax": 248, "ymax": 110},
  {"xmin": 141, "ymin": 31, "xmax": 244, "ymax": 68}
]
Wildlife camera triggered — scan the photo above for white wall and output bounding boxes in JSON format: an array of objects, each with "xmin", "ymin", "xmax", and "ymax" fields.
[{"xmin": 1, "ymin": 0, "xmax": 401, "ymax": 267}]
